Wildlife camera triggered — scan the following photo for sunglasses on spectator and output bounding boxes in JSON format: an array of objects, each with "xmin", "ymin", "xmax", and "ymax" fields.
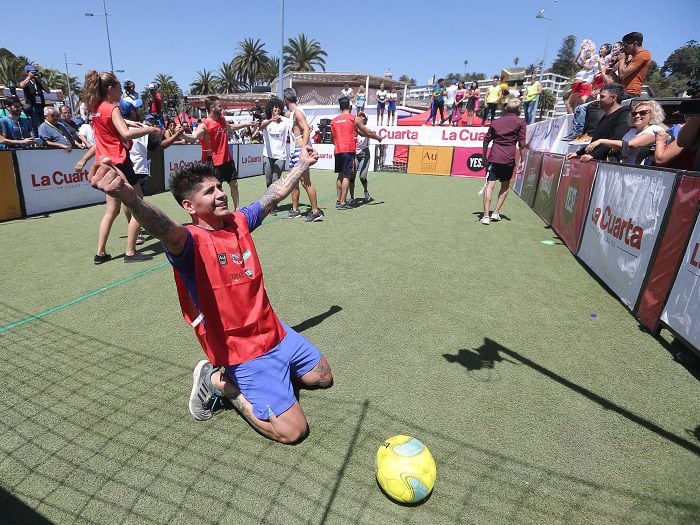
[{"xmin": 631, "ymin": 109, "xmax": 651, "ymax": 117}]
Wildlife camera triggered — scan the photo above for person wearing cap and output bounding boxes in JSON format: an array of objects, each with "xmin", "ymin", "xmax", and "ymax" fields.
[
  {"xmin": 0, "ymin": 96, "xmax": 36, "ymax": 149},
  {"xmin": 122, "ymin": 80, "xmax": 139, "ymax": 104},
  {"xmin": 18, "ymin": 65, "xmax": 50, "ymax": 136}
]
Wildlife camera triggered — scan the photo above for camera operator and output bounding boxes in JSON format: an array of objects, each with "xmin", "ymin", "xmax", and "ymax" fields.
[
  {"xmin": 18, "ymin": 65, "xmax": 50, "ymax": 136},
  {"xmin": 147, "ymin": 83, "xmax": 164, "ymax": 127},
  {"xmin": 0, "ymin": 96, "xmax": 38, "ymax": 149},
  {"xmin": 122, "ymin": 80, "xmax": 139, "ymax": 104}
]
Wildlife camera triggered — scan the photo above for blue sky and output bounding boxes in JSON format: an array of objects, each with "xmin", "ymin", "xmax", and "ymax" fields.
[{"xmin": 5, "ymin": 0, "xmax": 699, "ymax": 92}]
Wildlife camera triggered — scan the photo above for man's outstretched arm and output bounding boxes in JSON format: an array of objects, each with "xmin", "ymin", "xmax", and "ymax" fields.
[
  {"xmin": 88, "ymin": 158, "xmax": 189, "ymax": 256},
  {"xmin": 257, "ymin": 146, "xmax": 319, "ymax": 216}
]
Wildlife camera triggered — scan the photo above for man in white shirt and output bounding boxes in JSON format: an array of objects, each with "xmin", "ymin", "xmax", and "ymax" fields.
[
  {"xmin": 259, "ymin": 98, "xmax": 291, "ymax": 215},
  {"xmin": 340, "ymin": 83, "xmax": 354, "ymax": 109}
]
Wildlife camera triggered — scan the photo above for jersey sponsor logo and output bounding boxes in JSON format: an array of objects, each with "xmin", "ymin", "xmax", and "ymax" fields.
[
  {"xmin": 244, "ymin": 269, "xmax": 254, "ymax": 278},
  {"xmin": 217, "ymin": 253, "xmax": 228, "ymax": 265},
  {"xmin": 242, "ymin": 249, "xmax": 251, "ymax": 261}
]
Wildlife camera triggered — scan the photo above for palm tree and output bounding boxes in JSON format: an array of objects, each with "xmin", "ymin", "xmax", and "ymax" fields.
[
  {"xmin": 283, "ymin": 33, "xmax": 327, "ymax": 72},
  {"xmin": 190, "ymin": 69, "xmax": 216, "ymax": 95},
  {"xmin": 232, "ymin": 38, "xmax": 269, "ymax": 90},
  {"xmin": 0, "ymin": 56, "xmax": 25, "ymax": 86},
  {"xmin": 215, "ymin": 61, "xmax": 240, "ymax": 94},
  {"xmin": 141, "ymin": 73, "xmax": 182, "ymax": 100},
  {"xmin": 260, "ymin": 55, "xmax": 281, "ymax": 85},
  {"xmin": 538, "ymin": 88, "xmax": 555, "ymax": 120},
  {"xmin": 525, "ymin": 63, "xmax": 539, "ymax": 76},
  {"xmin": 398, "ymin": 75, "xmax": 416, "ymax": 87}
]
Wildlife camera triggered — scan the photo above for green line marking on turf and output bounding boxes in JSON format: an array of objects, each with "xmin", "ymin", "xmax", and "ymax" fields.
[
  {"xmin": 0, "ymin": 263, "xmax": 168, "ymax": 333},
  {"xmin": 541, "ymin": 240, "xmax": 555, "ymax": 245},
  {"xmin": 0, "ymin": 171, "xmax": 393, "ymax": 333}
]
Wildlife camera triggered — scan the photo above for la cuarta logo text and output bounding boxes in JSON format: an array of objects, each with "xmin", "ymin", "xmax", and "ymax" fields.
[
  {"xmin": 32, "ymin": 169, "xmax": 89, "ymax": 187},
  {"xmin": 591, "ymin": 206, "xmax": 643, "ymax": 249}
]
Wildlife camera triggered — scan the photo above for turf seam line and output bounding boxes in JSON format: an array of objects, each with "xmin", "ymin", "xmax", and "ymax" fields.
[{"xmin": 0, "ymin": 172, "xmax": 391, "ymax": 333}]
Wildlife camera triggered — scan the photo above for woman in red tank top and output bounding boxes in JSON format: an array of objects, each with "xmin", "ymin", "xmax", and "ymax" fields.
[{"xmin": 82, "ymin": 71, "xmax": 161, "ymax": 264}]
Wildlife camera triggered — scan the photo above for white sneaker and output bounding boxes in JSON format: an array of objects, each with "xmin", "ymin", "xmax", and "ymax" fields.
[
  {"xmin": 480, "ymin": 216, "xmax": 490, "ymax": 225},
  {"xmin": 491, "ymin": 212, "xmax": 501, "ymax": 221}
]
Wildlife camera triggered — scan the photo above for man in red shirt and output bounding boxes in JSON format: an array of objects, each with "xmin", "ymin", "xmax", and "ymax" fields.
[
  {"xmin": 87, "ymin": 146, "xmax": 333, "ymax": 444},
  {"xmin": 616, "ymin": 32, "xmax": 652, "ymax": 97},
  {"xmin": 184, "ymin": 96, "xmax": 251, "ymax": 210},
  {"xmin": 330, "ymin": 97, "xmax": 382, "ymax": 209},
  {"xmin": 480, "ymin": 98, "xmax": 526, "ymax": 224}
]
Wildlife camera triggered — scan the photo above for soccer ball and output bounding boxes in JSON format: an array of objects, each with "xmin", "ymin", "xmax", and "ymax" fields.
[{"xmin": 375, "ymin": 435, "xmax": 436, "ymax": 504}]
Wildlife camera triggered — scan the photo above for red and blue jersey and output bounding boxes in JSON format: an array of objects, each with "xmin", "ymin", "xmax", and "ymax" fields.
[{"xmin": 165, "ymin": 202, "xmax": 286, "ymax": 366}]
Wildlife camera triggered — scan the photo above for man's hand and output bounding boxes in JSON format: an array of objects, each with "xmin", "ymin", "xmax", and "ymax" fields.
[
  {"xmin": 87, "ymin": 157, "xmax": 136, "ymax": 202},
  {"xmin": 585, "ymin": 139, "xmax": 601, "ymax": 153},
  {"xmin": 565, "ymin": 152, "xmax": 579, "ymax": 160},
  {"xmin": 299, "ymin": 145, "xmax": 319, "ymax": 166},
  {"xmin": 63, "ymin": 144, "xmax": 72, "ymax": 153},
  {"xmin": 579, "ymin": 154, "xmax": 594, "ymax": 163},
  {"xmin": 20, "ymin": 138, "xmax": 34, "ymax": 146},
  {"xmin": 75, "ymin": 158, "xmax": 87, "ymax": 171}
]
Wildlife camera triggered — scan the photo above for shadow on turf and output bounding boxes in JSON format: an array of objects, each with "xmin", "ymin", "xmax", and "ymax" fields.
[
  {"xmin": 472, "ymin": 212, "xmax": 511, "ymax": 221},
  {"xmin": 291, "ymin": 305, "xmax": 342, "ymax": 333},
  {"xmin": 0, "ymin": 487, "xmax": 53, "ymax": 525},
  {"xmin": 444, "ymin": 338, "xmax": 700, "ymax": 456}
]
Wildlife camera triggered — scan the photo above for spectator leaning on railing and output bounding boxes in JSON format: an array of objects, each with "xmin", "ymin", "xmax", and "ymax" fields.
[
  {"xmin": 566, "ymin": 83, "xmax": 630, "ymax": 163},
  {"xmin": 38, "ymin": 106, "xmax": 73, "ymax": 152},
  {"xmin": 584, "ymin": 99, "xmax": 665, "ymax": 165},
  {"xmin": 0, "ymin": 96, "xmax": 37, "ymax": 149}
]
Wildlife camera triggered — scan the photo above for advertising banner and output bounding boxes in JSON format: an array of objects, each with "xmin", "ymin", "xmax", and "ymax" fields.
[
  {"xmin": 637, "ymin": 174, "xmax": 700, "ymax": 331},
  {"xmin": 661, "ymin": 212, "xmax": 700, "ymax": 351},
  {"xmin": 526, "ymin": 114, "xmax": 572, "ymax": 154},
  {"xmin": 519, "ymin": 150, "xmax": 544, "ymax": 207},
  {"xmin": 551, "ymin": 158, "xmax": 598, "ymax": 254},
  {"xmin": 512, "ymin": 150, "xmax": 529, "ymax": 196},
  {"xmin": 312, "ymin": 144, "xmax": 336, "ymax": 170},
  {"xmin": 577, "ymin": 164, "xmax": 678, "ymax": 309},
  {"xmin": 0, "ymin": 151, "xmax": 22, "ymax": 220},
  {"xmin": 236, "ymin": 144, "xmax": 263, "ymax": 178},
  {"xmin": 16, "ymin": 149, "xmax": 105, "ymax": 215},
  {"xmin": 451, "ymin": 148, "xmax": 486, "ymax": 178},
  {"xmin": 370, "ymin": 126, "xmax": 487, "ymax": 147},
  {"xmin": 163, "ymin": 144, "xmax": 203, "ymax": 186},
  {"xmin": 532, "ymin": 154, "xmax": 565, "ymax": 224},
  {"xmin": 407, "ymin": 146, "xmax": 453, "ymax": 176}
]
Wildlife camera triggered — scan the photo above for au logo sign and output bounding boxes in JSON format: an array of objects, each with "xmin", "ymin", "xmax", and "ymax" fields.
[{"xmin": 408, "ymin": 146, "xmax": 453, "ymax": 176}]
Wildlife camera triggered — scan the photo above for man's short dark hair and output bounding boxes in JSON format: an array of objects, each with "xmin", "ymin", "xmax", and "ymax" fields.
[
  {"xmin": 437, "ymin": 78, "xmax": 444, "ymax": 84},
  {"xmin": 265, "ymin": 97, "xmax": 285, "ymax": 119},
  {"xmin": 283, "ymin": 88, "xmax": 297, "ymax": 103},
  {"xmin": 204, "ymin": 95, "xmax": 220, "ymax": 112},
  {"xmin": 338, "ymin": 97, "xmax": 351, "ymax": 111},
  {"xmin": 622, "ymin": 32, "xmax": 643, "ymax": 45},
  {"xmin": 601, "ymin": 83, "xmax": 624, "ymax": 102},
  {"xmin": 170, "ymin": 162, "xmax": 217, "ymax": 205}
]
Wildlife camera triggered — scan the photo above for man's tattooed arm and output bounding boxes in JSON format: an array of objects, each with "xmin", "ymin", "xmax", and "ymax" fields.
[
  {"xmin": 121, "ymin": 194, "xmax": 189, "ymax": 256},
  {"xmin": 257, "ymin": 159, "xmax": 311, "ymax": 216}
]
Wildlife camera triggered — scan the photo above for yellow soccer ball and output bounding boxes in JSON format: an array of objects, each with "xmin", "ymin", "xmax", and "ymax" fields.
[{"xmin": 376, "ymin": 435, "xmax": 436, "ymax": 504}]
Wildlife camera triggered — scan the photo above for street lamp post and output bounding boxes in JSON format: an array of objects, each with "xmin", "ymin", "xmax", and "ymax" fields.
[
  {"xmin": 464, "ymin": 59, "xmax": 468, "ymax": 79},
  {"xmin": 63, "ymin": 53, "xmax": 82, "ymax": 113},
  {"xmin": 278, "ymin": 0, "xmax": 284, "ymax": 99},
  {"xmin": 85, "ymin": 0, "xmax": 114, "ymax": 72},
  {"xmin": 533, "ymin": 0, "xmax": 557, "ymax": 122}
]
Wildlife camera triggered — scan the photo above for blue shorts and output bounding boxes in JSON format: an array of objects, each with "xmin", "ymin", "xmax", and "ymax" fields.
[
  {"xmin": 387, "ymin": 101, "xmax": 396, "ymax": 112},
  {"xmin": 289, "ymin": 146, "xmax": 302, "ymax": 168},
  {"xmin": 223, "ymin": 324, "xmax": 321, "ymax": 421}
]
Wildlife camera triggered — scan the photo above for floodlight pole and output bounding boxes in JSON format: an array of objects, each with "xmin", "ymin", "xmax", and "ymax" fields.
[
  {"xmin": 278, "ymin": 0, "xmax": 284, "ymax": 99},
  {"xmin": 532, "ymin": 0, "xmax": 556, "ymax": 122}
]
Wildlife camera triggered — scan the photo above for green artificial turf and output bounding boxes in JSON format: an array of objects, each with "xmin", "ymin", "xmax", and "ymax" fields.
[{"xmin": 1, "ymin": 170, "xmax": 698, "ymax": 525}]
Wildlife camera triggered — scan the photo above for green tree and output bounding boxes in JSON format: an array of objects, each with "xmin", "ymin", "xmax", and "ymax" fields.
[
  {"xmin": 190, "ymin": 69, "xmax": 216, "ymax": 95},
  {"xmin": 525, "ymin": 63, "xmax": 539, "ymax": 76},
  {"xmin": 283, "ymin": 33, "xmax": 327, "ymax": 72},
  {"xmin": 232, "ymin": 38, "xmax": 269, "ymax": 90},
  {"xmin": 0, "ymin": 56, "xmax": 24, "ymax": 86},
  {"xmin": 660, "ymin": 40, "xmax": 700, "ymax": 95},
  {"xmin": 398, "ymin": 74, "xmax": 416, "ymax": 87},
  {"xmin": 260, "ymin": 55, "xmax": 282, "ymax": 85},
  {"xmin": 550, "ymin": 34, "xmax": 578, "ymax": 78},
  {"xmin": 464, "ymin": 72, "xmax": 486, "ymax": 82},
  {"xmin": 538, "ymin": 88, "xmax": 556, "ymax": 120},
  {"xmin": 215, "ymin": 61, "xmax": 240, "ymax": 94}
]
